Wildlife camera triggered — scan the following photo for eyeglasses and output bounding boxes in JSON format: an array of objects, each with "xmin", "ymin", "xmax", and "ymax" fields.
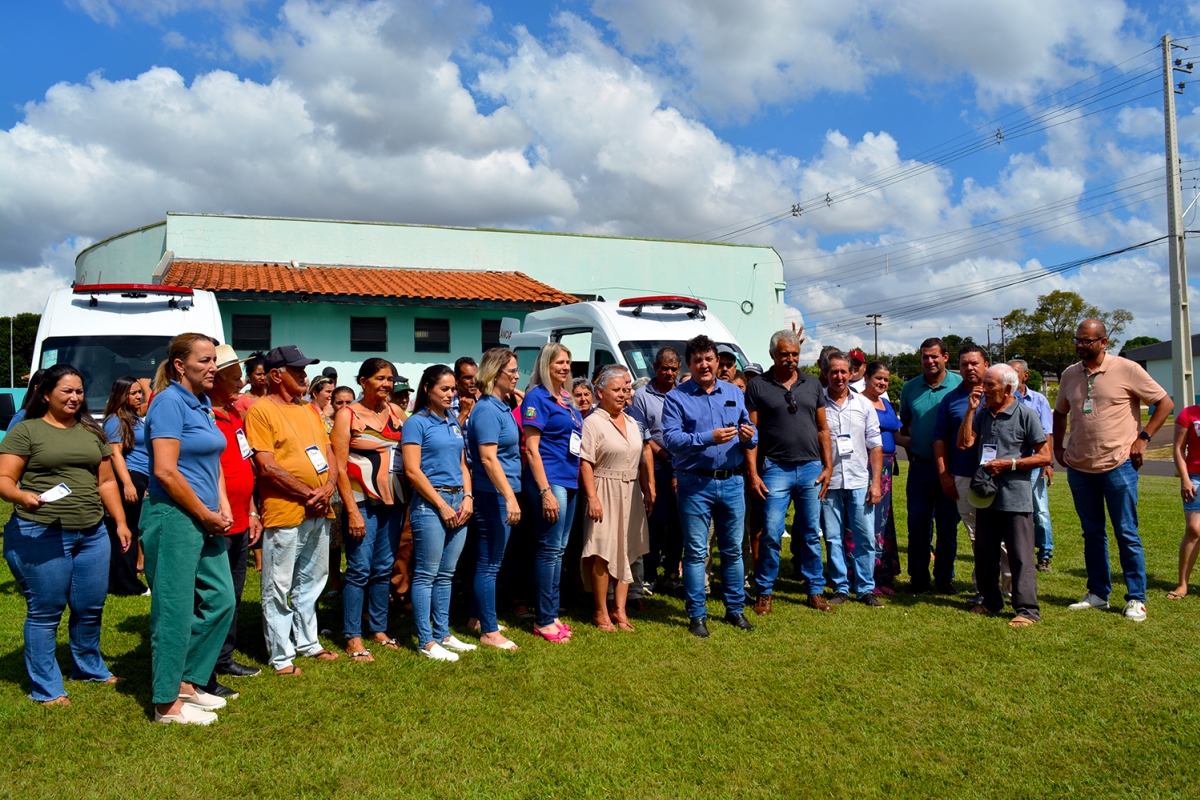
[
  {"xmin": 783, "ymin": 389, "xmax": 797, "ymax": 414},
  {"xmin": 501, "ymin": 368, "xmax": 521, "ymax": 377},
  {"xmin": 1073, "ymin": 337, "xmax": 1103, "ymax": 345}
]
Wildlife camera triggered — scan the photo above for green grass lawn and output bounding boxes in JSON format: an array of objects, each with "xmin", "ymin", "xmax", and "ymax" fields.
[{"xmin": 1, "ymin": 474, "xmax": 1198, "ymax": 798}]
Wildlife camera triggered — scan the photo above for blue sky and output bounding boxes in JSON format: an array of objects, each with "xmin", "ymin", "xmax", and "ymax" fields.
[{"xmin": 1, "ymin": 0, "xmax": 1197, "ymax": 356}]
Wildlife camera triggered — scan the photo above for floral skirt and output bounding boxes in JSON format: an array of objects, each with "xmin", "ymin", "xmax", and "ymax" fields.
[{"xmin": 840, "ymin": 453, "xmax": 901, "ymax": 588}]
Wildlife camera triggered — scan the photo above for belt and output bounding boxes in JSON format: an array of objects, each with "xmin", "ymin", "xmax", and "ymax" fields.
[
  {"xmin": 430, "ymin": 485, "xmax": 463, "ymax": 493},
  {"xmin": 684, "ymin": 468, "xmax": 740, "ymax": 480},
  {"xmin": 908, "ymin": 454, "xmax": 932, "ymax": 465},
  {"xmin": 594, "ymin": 467, "xmax": 639, "ymax": 481}
]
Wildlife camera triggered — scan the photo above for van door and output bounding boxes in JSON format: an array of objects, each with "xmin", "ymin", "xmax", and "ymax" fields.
[{"xmin": 551, "ymin": 328, "xmax": 593, "ymax": 380}]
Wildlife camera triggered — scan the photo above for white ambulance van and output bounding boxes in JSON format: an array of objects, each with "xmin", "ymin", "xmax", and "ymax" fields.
[
  {"xmin": 501, "ymin": 296, "xmax": 750, "ymax": 381},
  {"xmin": 33, "ymin": 284, "xmax": 224, "ymax": 413}
]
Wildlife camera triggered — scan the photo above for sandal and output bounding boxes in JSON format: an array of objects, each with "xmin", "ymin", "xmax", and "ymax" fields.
[
  {"xmin": 1009, "ymin": 616, "xmax": 1036, "ymax": 628},
  {"xmin": 1167, "ymin": 590, "xmax": 1186, "ymax": 600},
  {"xmin": 532, "ymin": 625, "xmax": 570, "ymax": 643},
  {"xmin": 593, "ymin": 612, "xmax": 616, "ymax": 632},
  {"xmin": 612, "ymin": 615, "xmax": 635, "ymax": 632},
  {"xmin": 348, "ymin": 649, "xmax": 374, "ymax": 662},
  {"xmin": 275, "ymin": 665, "xmax": 302, "ymax": 676},
  {"xmin": 371, "ymin": 636, "xmax": 400, "ymax": 650},
  {"xmin": 310, "ymin": 649, "xmax": 340, "ymax": 661}
]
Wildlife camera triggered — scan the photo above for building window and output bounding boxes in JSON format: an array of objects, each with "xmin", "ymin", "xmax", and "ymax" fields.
[
  {"xmin": 414, "ymin": 318, "xmax": 450, "ymax": 353},
  {"xmin": 482, "ymin": 319, "xmax": 503, "ymax": 351},
  {"xmin": 351, "ymin": 317, "xmax": 388, "ymax": 352},
  {"xmin": 232, "ymin": 314, "xmax": 271, "ymax": 352}
]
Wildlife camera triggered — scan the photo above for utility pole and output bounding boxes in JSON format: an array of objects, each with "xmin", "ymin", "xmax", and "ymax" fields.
[
  {"xmin": 986, "ymin": 324, "xmax": 993, "ymax": 355},
  {"xmin": 992, "ymin": 316, "xmax": 1006, "ymax": 362},
  {"xmin": 866, "ymin": 313, "xmax": 882, "ymax": 358},
  {"xmin": 1165, "ymin": 33, "xmax": 1194, "ymax": 407}
]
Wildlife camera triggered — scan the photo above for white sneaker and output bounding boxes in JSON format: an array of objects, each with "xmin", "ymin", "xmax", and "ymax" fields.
[
  {"xmin": 440, "ymin": 635, "xmax": 477, "ymax": 653},
  {"xmin": 420, "ymin": 643, "xmax": 459, "ymax": 662},
  {"xmin": 1123, "ymin": 600, "xmax": 1147, "ymax": 622},
  {"xmin": 1068, "ymin": 592, "xmax": 1109, "ymax": 611},
  {"xmin": 156, "ymin": 704, "xmax": 218, "ymax": 726},
  {"xmin": 180, "ymin": 688, "xmax": 227, "ymax": 710}
]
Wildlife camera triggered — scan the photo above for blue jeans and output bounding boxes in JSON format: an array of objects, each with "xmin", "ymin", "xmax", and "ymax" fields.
[
  {"xmin": 1066, "ymin": 460, "xmax": 1146, "ymax": 602},
  {"xmin": 342, "ymin": 503, "xmax": 400, "ymax": 639},
  {"xmin": 2, "ymin": 516, "xmax": 112, "ymax": 702},
  {"xmin": 757, "ymin": 459, "xmax": 823, "ymax": 596},
  {"xmin": 526, "ymin": 483, "xmax": 578, "ymax": 627},
  {"xmin": 261, "ymin": 517, "xmax": 330, "ymax": 670},
  {"xmin": 472, "ymin": 492, "xmax": 514, "ymax": 634},
  {"xmin": 1032, "ymin": 467, "xmax": 1054, "ymax": 560},
  {"xmin": 410, "ymin": 490, "xmax": 468, "ymax": 646},
  {"xmin": 821, "ymin": 488, "xmax": 877, "ymax": 596},
  {"xmin": 905, "ymin": 459, "xmax": 960, "ymax": 589},
  {"xmin": 676, "ymin": 471, "xmax": 746, "ymax": 619}
]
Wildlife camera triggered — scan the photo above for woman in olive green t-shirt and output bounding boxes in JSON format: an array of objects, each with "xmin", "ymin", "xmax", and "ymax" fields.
[{"xmin": 0, "ymin": 364, "xmax": 131, "ymax": 706}]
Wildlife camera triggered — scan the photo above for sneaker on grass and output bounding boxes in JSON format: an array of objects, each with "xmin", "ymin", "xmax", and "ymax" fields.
[
  {"xmin": 1122, "ymin": 600, "xmax": 1147, "ymax": 622},
  {"xmin": 1068, "ymin": 592, "xmax": 1108, "ymax": 611}
]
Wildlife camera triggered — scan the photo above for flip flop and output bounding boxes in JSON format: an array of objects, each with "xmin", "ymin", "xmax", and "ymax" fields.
[
  {"xmin": 372, "ymin": 637, "xmax": 400, "ymax": 650},
  {"xmin": 1009, "ymin": 616, "xmax": 1036, "ymax": 628},
  {"xmin": 1167, "ymin": 590, "xmax": 1186, "ymax": 600},
  {"xmin": 348, "ymin": 650, "xmax": 374, "ymax": 662},
  {"xmin": 532, "ymin": 626, "xmax": 570, "ymax": 643},
  {"xmin": 310, "ymin": 649, "xmax": 340, "ymax": 661},
  {"xmin": 275, "ymin": 665, "xmax": 302, "ymax": 676}
]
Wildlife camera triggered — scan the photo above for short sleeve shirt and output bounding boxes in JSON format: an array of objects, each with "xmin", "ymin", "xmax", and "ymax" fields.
[
  {"xmin": 631, "ymin": 382, "xmax": 669, "ymax": 450},
  {"xmin": 1055, "ymin": 356, "xmax": 1168, "ymax": 473},
  {"xmin": 146, "ymin": 382, "xmax": 227, "ymax": 513},
  {"xmin": 467, "ymin": 395, "xmax": 521, "ymax": 494},
  {"xmin": 899, "ymin": 371, "xmax": 963, "ymax": 459},
  {"xmin": 1176, "ymin": 405, "xmax": 1200, "ymax": 475},
  {"xmin": 971, "ymin": 400, "xmax": 1046, "ymax": 512},
  {"xmin": 1, "ymin": 419, "xmax": 112, "ymax": 530},
  {"xmin": 520, "ymin": 385, "xmax": 582, "ymax": 489},
  {"xmin": 214, "ymin": 407, "xmax": 255, "ymax": 534},
  {"xmin": 402, "ymin": 410, "xmax": 466, "ymax": 488},
  {"xmin": 243, "ymin": 397, "xmax": 334, "ymax": 528},
  {"xmin": 932, "ymin": 385, "xmax": 981, "ymax": 478},
  {"xmin": 745, "ymin": 371, "xmax": 823, "ymax": 463},
  {"xmin": 104, "ymin": 414, "xmax": 150, "ymax": 476},
  {"xmin": 626, "ymin": 404, "xmax": 652, "ymax": 444}
]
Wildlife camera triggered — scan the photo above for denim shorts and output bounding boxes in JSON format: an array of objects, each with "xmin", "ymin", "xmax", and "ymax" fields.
[{"xmin": 1186, "ymin": 475, "xmax": 1200, "ymax": 513}]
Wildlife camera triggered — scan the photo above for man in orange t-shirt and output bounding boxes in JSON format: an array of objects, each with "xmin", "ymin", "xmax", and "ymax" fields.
[
  {"xmin": 1053, "ymin": 319, "xmax": 1172, "ymax": 623},
  {"xmin": 243, "ymin": 345, "xmax": 340, "ymax": 675}
]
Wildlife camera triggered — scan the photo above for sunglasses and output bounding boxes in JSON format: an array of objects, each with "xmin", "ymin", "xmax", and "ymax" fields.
[{"xmin": 783, "ymin": 389, "xmax": 797, "ymax": 414}]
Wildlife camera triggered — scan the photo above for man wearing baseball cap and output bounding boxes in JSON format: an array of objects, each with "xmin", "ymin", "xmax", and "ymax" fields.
[
  {"xmin": 848, "ymin": 349, "xmax": 868, "ymax": 393},
  {"xmin": 716, "ymin": 344, "xmax": 739, "ymax": 383},
  {"xmin": 243, "ymin": 345, "xmax": 341, "ymax": 675}
]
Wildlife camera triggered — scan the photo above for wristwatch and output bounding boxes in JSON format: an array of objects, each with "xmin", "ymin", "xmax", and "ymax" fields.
[{"xmin": 1138, "ymin": 431, "xmax": 1151, "ymax": 442}]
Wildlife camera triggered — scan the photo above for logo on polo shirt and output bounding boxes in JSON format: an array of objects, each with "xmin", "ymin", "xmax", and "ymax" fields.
[{"xmin": 524, "ymin": 406, "xmax": 537, "ymax": 419}]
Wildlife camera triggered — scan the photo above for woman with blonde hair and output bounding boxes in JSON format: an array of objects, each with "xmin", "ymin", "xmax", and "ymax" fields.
[
  {"xmin": 579, "ymin": 366, "xmax": 653, "ymax": 630},
  {"xmin": 466, "ymin": 348, "xmax": 524, "ymax": 649},
  {"xmin": 521, "ymin": 343, "xmax": 583, "ymax": 643},
  {"xmin": 141, "ymin": 333, "xmax": 236, "ymax": 724}
]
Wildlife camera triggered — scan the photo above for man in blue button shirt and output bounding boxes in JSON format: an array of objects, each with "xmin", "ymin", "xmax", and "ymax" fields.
[
  {"xmin": 1010, "ymin": 358, "xmax": 1055, "ymax": 571},
  {"xmin": 663, "ymin": 335, "xmax": 758, "ymax": 638}
]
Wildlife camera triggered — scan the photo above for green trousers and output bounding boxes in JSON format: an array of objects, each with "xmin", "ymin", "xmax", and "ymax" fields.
[{"xmin": 141, "ymin": 494, "xmax": 235, "ymax": 705}]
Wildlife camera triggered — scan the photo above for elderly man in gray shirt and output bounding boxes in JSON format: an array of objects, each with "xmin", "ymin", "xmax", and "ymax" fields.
[{"xmin": 957, "ymin": 363, "xmax": 1052, "ymax": 626}]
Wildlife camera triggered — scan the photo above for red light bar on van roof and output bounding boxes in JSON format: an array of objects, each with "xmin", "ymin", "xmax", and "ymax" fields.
[
  {"xmin": 73, "ymin": 284, "xmax": 193, "ymax": 296},
  {"xmin": 618, "ymin": 296, "xmax": 707, "ymax": 311}
]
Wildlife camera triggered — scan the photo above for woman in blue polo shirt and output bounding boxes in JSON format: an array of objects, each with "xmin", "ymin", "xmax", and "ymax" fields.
[
  {"xmin": 466, "ymin": 348, "xmax": 523, "ymax": 651},
  {"xmin": 102, "ymin": 376, "xmax": 150, "ymax": 596},
  {"xmin": 403, "ymin": 364, "xmax": 474, "ymax": 663},
  {"xmin": 141, "ymin": 333, "xmax": 236, "ymax": 725},
  {"xmin": 522, "ymin": 343, "xmax": 583, "ymax": 643}
]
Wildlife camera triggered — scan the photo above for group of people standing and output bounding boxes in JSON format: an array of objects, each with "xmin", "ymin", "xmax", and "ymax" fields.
[{"xmin": 0, "ymin": 316, "xmax": 1179, "ymax": 721}]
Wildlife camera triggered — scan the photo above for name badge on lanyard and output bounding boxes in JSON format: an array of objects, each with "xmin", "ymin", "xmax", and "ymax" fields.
[
  {"xmin": 235, "ymin": 429, "xmax": 252, "ymax": 459},
  {"xmin": 305, "ymin": 445, "xmax": 329, "ymax": 475},
  {"xmin": 836, "ymin": 434, "xmax": 854, "ymax": 457},
  {"xmin": 981, "ymin": 444, "xmax": 998, "ymax": 464},
  {"xmin": 569, "ymin": 430, "xmax": 582, "ymax": 457}
]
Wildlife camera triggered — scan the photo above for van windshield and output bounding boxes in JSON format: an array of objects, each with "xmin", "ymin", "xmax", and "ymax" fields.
[
  {"xmin": 39, "ymin": 335, "xmax": 172, "ymax": 412},
  {"xmin": 618, "ymin": 340, "xmax": 748, "ymax": 381}
]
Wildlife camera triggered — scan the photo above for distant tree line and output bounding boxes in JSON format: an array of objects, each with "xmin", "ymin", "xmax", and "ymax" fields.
[{"xmin": 0, "ymin": 314, "xmax": 41, "ymax": 389}]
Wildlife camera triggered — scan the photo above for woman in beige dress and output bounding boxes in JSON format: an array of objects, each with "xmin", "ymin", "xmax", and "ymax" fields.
[{"xmin": 580, "ymin": 365, "xmax": 655, "ymax": 631}]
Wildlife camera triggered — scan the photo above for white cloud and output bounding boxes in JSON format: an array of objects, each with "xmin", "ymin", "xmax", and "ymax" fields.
[
  {"xmin": 592, "ymin": 0, "xmax": 1142, "ymax": 118},
  {"xmin": 73, "ymin": 0, "xmax": 260, "ymax": 25}
]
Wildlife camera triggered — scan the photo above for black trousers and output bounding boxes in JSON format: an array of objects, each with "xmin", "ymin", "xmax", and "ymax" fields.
[
  {"xmin": 647, "ymin": 467, "xmax": 682, "ymax": 580},
  {"xmin": 105, "ymin": 470, "xmax": 148, "ymax": 596},
  {"xmin": 215, "ymin": 529, "xmax": 250, "ymax": 671},
  {"xmin": 976, "ymin": 509, "xmax": 1039, "ymax": 620}
]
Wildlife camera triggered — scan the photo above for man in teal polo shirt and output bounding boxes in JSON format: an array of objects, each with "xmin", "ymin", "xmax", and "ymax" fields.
[{"xmin": 899, "ymin": 337, "xmax": 962, "ymax": 593}]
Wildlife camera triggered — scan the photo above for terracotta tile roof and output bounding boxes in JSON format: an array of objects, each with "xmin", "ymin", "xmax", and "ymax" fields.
[{"xmin": 162, "ymin": 261, "xmax": 576, "ymax": 307}]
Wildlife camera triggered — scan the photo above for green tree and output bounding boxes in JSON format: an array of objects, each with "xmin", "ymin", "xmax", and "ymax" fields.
[
  {"xmin": 1120, "ymin": 335, "xmax": 1161, "ymax": 354},
  {"xmin": 1003, "ymin": 290, "xmax": 1131, "ymax": 379},
  {"xmin": 0, "ymin": 313, "xmax": 40, "ymax": 389}
]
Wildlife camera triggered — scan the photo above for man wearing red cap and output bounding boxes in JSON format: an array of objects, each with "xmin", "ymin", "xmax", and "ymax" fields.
[{"xmin": 848, "ymin": 349, "xmax": 868, "ymax": 393}]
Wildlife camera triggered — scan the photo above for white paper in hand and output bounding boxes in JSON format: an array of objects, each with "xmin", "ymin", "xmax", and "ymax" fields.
[{"xmin": 39, "ymin": 483, "xmax": 72, "ymax": 503}]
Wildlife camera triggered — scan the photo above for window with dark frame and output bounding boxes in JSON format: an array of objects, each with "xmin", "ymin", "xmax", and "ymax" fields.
[
  {"xmin": 231, "ymin": 314, "xmax": 271, "ymax": 352},
  {"xmin": 414, "ymin": 318, "xmax": 451, "ymax": 353},
  {"xmin": 481, "ymin": 319, "xmax": 503, "ymax": 351},
  {"xmin": 350, "ymin": 316, "xmax": 388, "ymax": 352}
]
